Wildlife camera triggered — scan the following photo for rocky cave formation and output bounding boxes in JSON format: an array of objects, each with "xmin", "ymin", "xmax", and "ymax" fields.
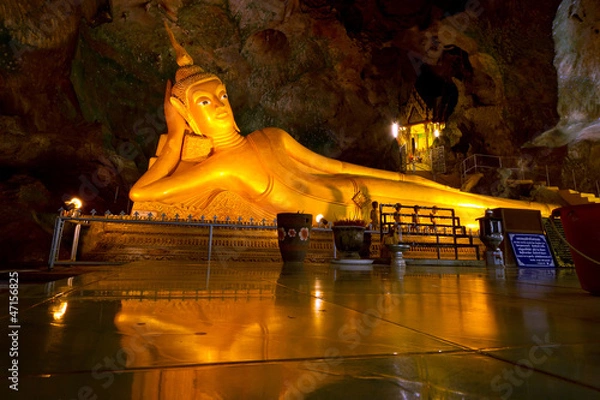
[{"xmin": 0, "ymin": 0, "xmax": 598, "ymax": 265}]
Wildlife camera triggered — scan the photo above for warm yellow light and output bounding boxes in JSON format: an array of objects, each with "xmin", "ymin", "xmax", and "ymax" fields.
[
  {"xmin": 434, "ymin": 129, "xmax": 440, "ymax": 137},
  {"xmin": 314, "ymin": 290, "xmax": 323, "ymax": 311},
  {"xmin": 66, "ymin": 197, "xmax": 82, "ymax": 210},
  {"xmin": 392, "ymin": 122, "xmax": 399, "ymax": 138},
  {"xmin": 458, "ymin": 203, "xmax": 487, "ymax": 209},
  {"xmin": 465, "ymin": 223, "xmax": 479, "ymax": 236},
  {"xmin": 465, "ymin": 223, "xmax": 479, "ymax": 231},
  {"xmin": 316, "ymin": 214, "xmax": 330, "ymax": 227},
  {"xmin": 52, "ymin": 302, "xmax": 68, "ymax": 321}
]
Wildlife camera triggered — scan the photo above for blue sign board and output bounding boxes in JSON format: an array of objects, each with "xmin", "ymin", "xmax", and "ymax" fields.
[{"xmin": 508, "ymin": 233, "xmax": 555, "ymax": 268}]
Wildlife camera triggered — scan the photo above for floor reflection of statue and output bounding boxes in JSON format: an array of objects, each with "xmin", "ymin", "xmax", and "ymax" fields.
[
  {"xmin": 130, "ymin": 26, "xmax": 556, "ymax": 224},
  {"xmin": 115, "ymin": 298, "xmax": 283, "ymax": 399},
  {"xmin": 111, "ymin": 265, "xmax": 323, "ymax": 398}
]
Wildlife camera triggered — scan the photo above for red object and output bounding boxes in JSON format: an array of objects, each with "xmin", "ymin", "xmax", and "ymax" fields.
[{"xmin": 556, "ymin": 204, "xmax": 600, "ymax": 294}]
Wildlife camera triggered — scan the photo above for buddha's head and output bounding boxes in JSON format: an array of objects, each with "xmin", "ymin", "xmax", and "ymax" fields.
[{"xmin": 166, "ymin": 24, "xmax": 238, "ymax": 137}]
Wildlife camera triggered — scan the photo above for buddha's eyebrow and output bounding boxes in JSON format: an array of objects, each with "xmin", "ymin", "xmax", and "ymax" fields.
[{"xmin": 192, "ymin": 85, "xmax": 227, "ymax": 100}]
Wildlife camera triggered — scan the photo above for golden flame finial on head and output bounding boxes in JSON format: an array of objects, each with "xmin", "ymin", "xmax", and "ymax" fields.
[
  {"xmin": 164, "ymin": 20, "xmax": 193, "ymax": 67},
  {"xmin": 164, "ymin": 21, "xmax": 219, "ymax": 107}
]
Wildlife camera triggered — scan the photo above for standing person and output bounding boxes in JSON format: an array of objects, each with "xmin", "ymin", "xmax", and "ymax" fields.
[{"xmin": 370, "ymin": 201, "xmax": 379, "ymax": 230}]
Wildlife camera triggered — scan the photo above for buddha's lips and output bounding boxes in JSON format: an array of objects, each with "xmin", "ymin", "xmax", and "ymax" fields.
[{"xmin": 216, "ymin": 112, "xmax": 229, "ymax": 119}]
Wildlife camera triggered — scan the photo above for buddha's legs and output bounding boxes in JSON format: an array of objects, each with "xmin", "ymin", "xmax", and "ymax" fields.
[{"xmin": 353, "ymin": 177, "xmax": 555, "ymax": 225}]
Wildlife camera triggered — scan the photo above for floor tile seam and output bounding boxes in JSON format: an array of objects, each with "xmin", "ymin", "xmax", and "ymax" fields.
[
  {"xmin": 0, "ymin": 271, "xmax": 125, "ymax": 318},
  {"xmin": 481, "ymin": 295, "xmax": 600, "ymax": 322},
  {"xmin": 429, "ymin": 274, "xmax": 582, "ymax": 292},
  {"xmin": 256, "ymin": 286, "xmax": 486, "ymax": 354},
  {"xmin": 314, "ymin": 300, "xmax": 476, "ymax": 353},
  {"xmin": 0, "ymin": 269, "xmax": 41, "ymax": 275},
  {"xmin": 425, "ymin": 280, "xmax": 559, "ymax": 294},
  {"xmin": 513, "ymin": 280, "xmax": 586, "ymax": 292},
  {"xmin": 480, "ymin": 351, "xmax": 600, "ymax": 392},
  {"xmin": 349, "ymin": 308, "xmax": 592, "ymax": 365},
  {"xmin": 481, "ymin": 341, "xmax": 600, "ymax": 353},
  {"xmin": 460, "ymin": 289, "xmax": 593, "ymax": 307},
  {"xmin": 15, "ymin": 349, "xmax": 475, "ymax": 378},
  {"xmin": 367, "ymin": 319, "xmax": 599, "ymax": 359},
  {"xmin": 44, "ymin": 295, "xmax": 277, "ymax": 301}
]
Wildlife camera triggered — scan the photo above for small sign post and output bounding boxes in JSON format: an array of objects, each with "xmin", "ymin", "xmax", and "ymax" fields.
[{"xmin": 508, "ymin": 233, "xmax": 555, "ymax": 268}]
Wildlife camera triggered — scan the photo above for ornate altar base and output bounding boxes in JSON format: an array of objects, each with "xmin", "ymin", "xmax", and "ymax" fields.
[
  {"xmin": 71, "ymin": 218, "xmax": 481, "ymax": 265},
  {"xmin": 131, "ymin": 191, "xmax": 276, "ymax": 222},
  {"xmin": 78, "ymin": 221, "xmax": 334, "ymax": 264}
]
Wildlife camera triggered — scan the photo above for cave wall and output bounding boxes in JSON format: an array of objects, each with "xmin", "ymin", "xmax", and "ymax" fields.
[
  {"xmin": 527, "ymin": 0, "xmax": 600, "ymax": 194},
  {"xmin": 66, "ymin": 0, "xmax": 567, "ymax": 177},
  {"xmin": 530, "ymin": 0, "xmax": 600, "ymax": 147},
  {"xmin": 0, "ymin": 0, "xmax": 597, "ymax": 264}
]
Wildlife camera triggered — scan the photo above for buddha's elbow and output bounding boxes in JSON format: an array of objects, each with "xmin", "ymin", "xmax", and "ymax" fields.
[
  {"xmin": 130, "ymin": 184, "xmax": 171, "ymax": 203},
  {"xmin": 129, "ymin": 186, "xmax": 146, "ymax": 202}
]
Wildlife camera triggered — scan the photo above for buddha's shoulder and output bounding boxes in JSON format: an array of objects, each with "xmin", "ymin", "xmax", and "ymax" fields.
[{"xmin": 247, "ymin": 127, "xmax": 294, "ymax": 142}]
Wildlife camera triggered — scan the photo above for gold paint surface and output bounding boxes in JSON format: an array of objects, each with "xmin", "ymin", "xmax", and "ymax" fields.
[{"xmin": 130, "ymin": 54, "xmax": 558, "ymax": 226}]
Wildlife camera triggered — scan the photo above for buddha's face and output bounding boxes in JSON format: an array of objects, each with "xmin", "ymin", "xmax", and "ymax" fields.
[{"xmin": 185, "ymin": 78, "xmax": 236, "ymax": 135}]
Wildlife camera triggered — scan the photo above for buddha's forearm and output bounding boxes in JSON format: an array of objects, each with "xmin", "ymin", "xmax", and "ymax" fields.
[
  {"xmin": 132, "ymin": 144, "xmax": 181, "ymax": 187},
  {"xmin": 130, "ymin": 172, "xmax": 194, "ymax": 202},
  {"xmin": 130, "ymin": 157, "xmax": 267, "ymax": 203}
]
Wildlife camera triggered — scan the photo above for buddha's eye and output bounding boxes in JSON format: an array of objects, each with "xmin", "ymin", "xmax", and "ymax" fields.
[
  {"xmin": 221, "ymin": 93, "xmax": 228, "ymax": 100},
  {"xmin": 198, "ymin": 99, "xmax": 211, "ymax": 106}
]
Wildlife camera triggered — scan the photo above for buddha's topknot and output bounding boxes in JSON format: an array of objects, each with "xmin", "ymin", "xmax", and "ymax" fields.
[{"xmin": 165, "ymin": 21, "xmax": 218, "ymax": 106}]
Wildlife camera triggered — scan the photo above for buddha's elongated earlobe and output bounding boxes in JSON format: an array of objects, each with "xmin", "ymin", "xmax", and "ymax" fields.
[{"xmin": 169, "ymin": 96, "xmax": 202, "ymax": 136}]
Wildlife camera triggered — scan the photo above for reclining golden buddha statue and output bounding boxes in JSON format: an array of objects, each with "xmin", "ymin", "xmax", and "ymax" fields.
[{"xmin": 130, "ymin": 27, "xmax": 556, "ymax": 225}]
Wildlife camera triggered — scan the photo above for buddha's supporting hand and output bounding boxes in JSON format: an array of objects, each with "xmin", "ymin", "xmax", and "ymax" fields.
[
  {"xmin": 130, "ymin": 81, "xmax": 187, "ymax": 201},
  {"xmin": 163, "ymin": 80, "xmax": 186, "ymax": 157}
]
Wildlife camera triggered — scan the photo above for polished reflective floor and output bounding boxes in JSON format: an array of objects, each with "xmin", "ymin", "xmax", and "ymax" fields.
[{"xmin": 2, "ymin": 261, "xmax": 600, "ymax": 399}]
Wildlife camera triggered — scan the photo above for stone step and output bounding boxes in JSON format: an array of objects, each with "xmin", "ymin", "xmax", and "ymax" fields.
[
  {"xmin": 580, "ymin": 192, "xmax": 600, "ymax": 202},
  {"xmin": 558, "ymin": 189, "xmax": 600, "ymax": 205}
]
